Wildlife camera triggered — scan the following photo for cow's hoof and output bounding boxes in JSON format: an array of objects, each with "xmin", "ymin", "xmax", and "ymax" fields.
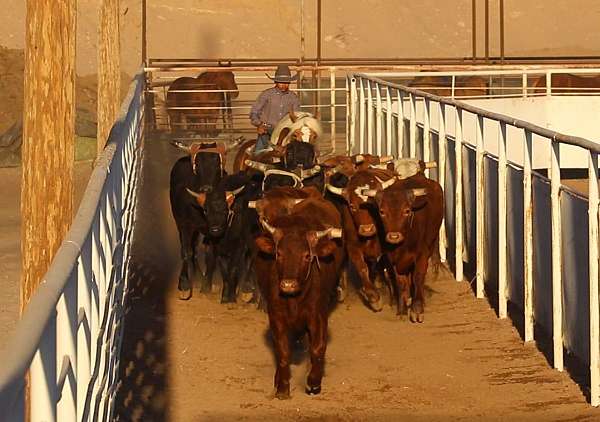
[
  {"xmin": 240, "ymin": 291, "xmax": 254, "ymax": 304},
  {"xmin": 178, "ymin": 289, "xmax": 192, "ymax": 300},
  {"xmin": 374, "ymin": 278, "xmax": 383, "ymax": 289},
  {"xmin": 200, "ymin": 284, "xmax": 211, "ymax": 294},
  {"xmin": 275, "ymin": 389, "xmax": 291, "ymax": 400},
  {"xmin": 336, "ymin": 286, "xmax": 346, "ymax": 303},
  {"xmin": 359, "ymin": 288, "xmax": 383, "ymax": 312},
  {"xmin": 220, "ymin": 296, "xmax": 236, "ymax": 304},
  {"xmin": 305, "ymin": 384, "xmax": 321, "ymax": 395},
  {"xmin": 409, "ymin": 308, "xmax": 424, "ymax": 323}
]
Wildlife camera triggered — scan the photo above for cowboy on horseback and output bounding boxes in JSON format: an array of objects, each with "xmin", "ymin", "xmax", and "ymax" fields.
[{"xmin": 249, "ymin": 65, "xmax": 301, "ymax": 155}]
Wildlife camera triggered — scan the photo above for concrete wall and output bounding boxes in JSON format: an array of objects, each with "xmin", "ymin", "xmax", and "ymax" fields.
[
  {"xmin": 465, "ymin": 96, "xmax": 600, "ymax": 168},
  {"xmin": 1, "ymin": 0, "xmax": 600, "ymax": 76}
]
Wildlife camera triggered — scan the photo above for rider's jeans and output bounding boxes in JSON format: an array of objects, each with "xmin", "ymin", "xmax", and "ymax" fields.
[{"xmin": 254, "ymin": 130, "xmax": 272, "ymax": 154}]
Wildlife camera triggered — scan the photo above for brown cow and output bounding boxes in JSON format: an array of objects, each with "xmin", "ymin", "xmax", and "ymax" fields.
[
  {"xmin": 408, "ymin": 75, "xmax": 489, "ymax": 98},
  {"xmin": 366, "ymin": 173, "xmax": 443, "ymax": 322},
  {"xmin": 254, "ymin": 197, "xmax": 344, "ymax": 398},
  {"xmin": 325, "ymin": 168, "xmax": 397, "ymax": 311},
  {"xmin": 532, "ymin": 73, "xmax": 600, "ymax": 95},
  {"xmin": 248, "ymin": 185, "xmax": 322, "ymax": 223},
  {"xmin": 167, "ymin": 71, "xmax": 238, "ymax": 136}
]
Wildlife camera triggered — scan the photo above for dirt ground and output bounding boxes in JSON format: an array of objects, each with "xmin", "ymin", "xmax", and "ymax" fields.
[
  {"xmin": 109, "ymin": 136, "xmax": 600, "ymax": 421},
  {"xmin": 0, "ymin": 162, "xmax": 93, "ymax": 353}
]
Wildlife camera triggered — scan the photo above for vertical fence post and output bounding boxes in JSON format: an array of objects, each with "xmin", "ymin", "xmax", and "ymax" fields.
[
  {"xmin": 589, "ymin": 150, "xmax": 600, "ymax": 406},
  {"xmin": 524, "ymin": 129, "xmax": 534, "ymax": 342},
  {"xmin": 550, "ymin": 141, "xmax": 563, "ymax": 371},
  {"xmin": 423, "ymin": 98, "xmax": 431, "ymax": 174},
  {"xmin": 77, "ymin": 253, "xmax": 91, "ymax": 420},
  {"xmin": 330, "ymin": 67, "xmax": 336, "ymax": 153},
  {"xmin": 348, "ymin": 77, "xmax": 357, "ymax": 154},
  {"xmin": 409, "ymin": 93, "xmax": 416, "ymax": 158},
  {"xmin": 451, "ymin": 75, "xmax": 456, "ymax": 98},
  {"xmin": 522, "ymin": 73, "xmax": 528, "ymax": 98},
  {"xmin": 359, "ymin": 78, "xmax": 365, "ymax": 153},
  {"xmin": 546, "ymin": 70, "xmax": 552, "ymax": 97},
  {"xmin": 498, "ymin": 121, "xmax": 508, "ymax": 319},
  {"xmin": 437, "ymin": 102, "xmax": 447, "ymax": 263},
  {"xmin": 30, "ymin": 319, "xmax": 57, "ymax": 422},
  {"xmin": 476, "ymin": 115, "xmax": 485, "ymax": 298},
  {"xmin": 396, "ymin": 89, "xmax": 405, "ymax": 158},
  {"xmin": 455, "ymin": 107, "xmax": 464, "ymax": 282},
  {"xmin": 366, "ymin": 80, "xmax": 374, "ymax": 154},
  {"xmin": 56, "ymin": 280, "xmax": 77, "ymax": 421},
  {"xmin": 385, "ymin": 86, "xmax": 392, "ymax": 156},
  {"xmin": 376, "ymin": 83, "xmax": 383, "ymax": 156}
]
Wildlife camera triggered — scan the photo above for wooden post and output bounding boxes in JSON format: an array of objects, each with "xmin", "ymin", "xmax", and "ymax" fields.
[
  {"xmin": 97, "ymin": 0, "xmax": 121, "ymax": 156},
  {"xmin": 21, "ymin": 0, "xmax": 77, "ymax": 312}
]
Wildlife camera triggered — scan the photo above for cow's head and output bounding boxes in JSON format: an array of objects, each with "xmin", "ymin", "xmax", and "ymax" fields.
[
  {"xmin": 186, "ymin": 182, "xmax": 245, "ymax": 237},
  {"xmin": 366, "ymin": 182, "xmax": 428, "ymax": 244},
  {"xmin": 284, "ymin": 140, "xmax": 316, "ymax": 169},
  {"xmin": 325, "ymin": 170, "xmax": 395, "ymax": 237},
  {"xmin": 255, "ymin": 219, "xmax": 341, "ymax": 295}
]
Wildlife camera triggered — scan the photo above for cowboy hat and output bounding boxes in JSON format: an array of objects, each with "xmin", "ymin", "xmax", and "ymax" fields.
[{"xmin": 266, "ymin": 65, "xmax": 299, "ymax": 83}]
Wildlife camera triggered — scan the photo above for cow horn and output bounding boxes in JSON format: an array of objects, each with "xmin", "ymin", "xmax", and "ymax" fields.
[
  {"xmin": 230, "ymin": 185, "xmax": 245, "ymax": 196},
  {"xmin": 375, "ymin": 176, "xmax": 396, "ymax": 190},
  {"xmin": 354, "ymin": 154, "xmax": 365, "ymax": 164},
  {"xmin": 371, "ymin": 164, "xmax": 388, "ymax": 170},
  {"xmin": 314, "ymin": 227, "xmax": 343, "ymax": 239},
  {"xmin": 325, "ymin": 184, "xmax": 345, "ymax": 196},
  {"xmin": 244, "ymin": 159, "xmax": 272, "ymax": 172},
  {"xmin": 260, "ymin": 218, "xmax": 277, "ymax": 234},
  {"xmin": 424, "ymin": 161, "xmax": 437, "ymax": 169},
  {"xmin": 363, "ymin": 189, "xmax": 378, "ymax": 198},
  {"xmin": 225, "ymin": 136, "xmax": 245, "ymax": 152},
  {"xmin": 289, "ymin": 198, "xmax": 304, "ymax": 206},
  {"xmin": 412, "ymin": 188, "xmax": 428, "ymax": 197},
  {"xmin": 301, "ymin": 165, "xmax": 321, "ymax": 179},
  {"xmin": 170, "ymin": 140, "xmax": 191, "ymax": 153},
  {"xmin": 379, "ymin": 155, "xmax": 394, "ymax": 164},
  {"xmin": 185, "ymin": 187, "xmax": 202, "ymax": 199}
]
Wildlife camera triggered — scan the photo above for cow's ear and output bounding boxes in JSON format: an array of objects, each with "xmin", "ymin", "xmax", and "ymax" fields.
[
  {"xmin": 255, "ymin": 235, "xmax": 275, "ymax": 255},
  {"xmin": 226, "ymin": 192, "xmax": 235, "ymax": 208},
  {"xmin": 315, "ymin": 240, "xmax": 337, "ymax": 257},
  {"xmin": 195, "ymin": 193, "xmax": 207, "ymax": 207},
  {"xmin": 409, "ymin": 188, "xmax": 428, "ymax": 210}
]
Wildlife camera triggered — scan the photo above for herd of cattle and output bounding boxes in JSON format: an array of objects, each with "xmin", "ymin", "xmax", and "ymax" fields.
[{"xmin": 168, "ymin": 112, "xmax": 443, "ymax": 399}]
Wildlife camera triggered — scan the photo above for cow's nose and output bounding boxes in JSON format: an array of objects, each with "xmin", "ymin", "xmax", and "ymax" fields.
[
  {"xmin": 280, "ymin": 279, "xmax": 300, "ymax": 294},
  {"xmin": 209, "ymin": 226, "xmax": 223, "ymax": 235},
  {"xmin": 386, "ymin": 232, "xmax": 403, "ymax": 244},
  {"xmin": 358, "ymin": 224, "xmax": 376, "ymax": 237}
]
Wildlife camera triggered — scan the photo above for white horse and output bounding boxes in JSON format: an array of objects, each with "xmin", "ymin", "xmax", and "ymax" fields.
[{"xmin": 269, "ymin": 111, "xmax": 323, "ymax": 146}]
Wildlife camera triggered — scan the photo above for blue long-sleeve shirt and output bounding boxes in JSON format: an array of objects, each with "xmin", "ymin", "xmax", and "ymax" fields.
[{"xmin": 249, "ymin": 87, "xmax": 301, "ymax": 128}]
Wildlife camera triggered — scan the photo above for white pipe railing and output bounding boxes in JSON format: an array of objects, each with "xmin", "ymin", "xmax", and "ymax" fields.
[
  {"xmin": 0, "ymin": 71, "xmax": 145, "ymax": 421},
  {"xmin": 347, "ymin": 71, "xmax": 600, "ymax": 407}
]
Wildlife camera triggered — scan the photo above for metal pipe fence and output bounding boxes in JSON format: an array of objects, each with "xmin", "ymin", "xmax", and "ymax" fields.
[
  {"xmin": 0, "ymin": 71, "xmax": 145, "ymax": 421},
  {"xmin": 145, "ymin": 65, "xmax": 347, "ymax": 148},
  {"xmin": 347, "ymin": 71, "xmax": 600, "ymax": 406}
]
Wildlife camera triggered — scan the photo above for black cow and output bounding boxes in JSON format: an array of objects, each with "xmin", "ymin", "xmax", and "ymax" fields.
[{"xmin": 169, "ymin": 141, "xmax": 246, "ymax": 301}]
